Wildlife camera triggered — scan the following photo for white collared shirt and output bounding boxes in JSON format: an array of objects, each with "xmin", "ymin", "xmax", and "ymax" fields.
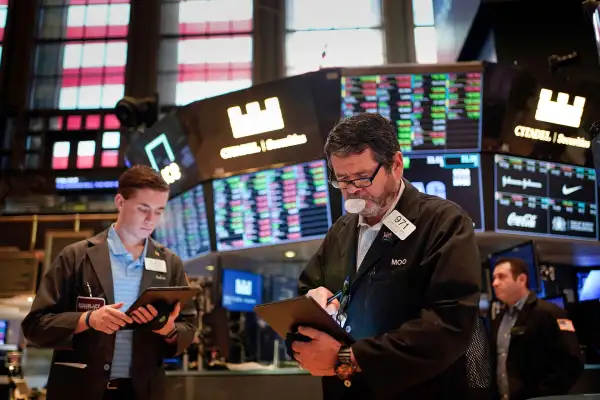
[{"xmin": 356, "ymin": 180, "xmax": 405, "ymax": 270}]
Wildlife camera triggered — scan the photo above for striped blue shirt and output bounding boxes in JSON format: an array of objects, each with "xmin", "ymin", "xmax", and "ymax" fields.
[{"xmin": 107, "ymin": 226, "xmax": 147, "ymax": 379}]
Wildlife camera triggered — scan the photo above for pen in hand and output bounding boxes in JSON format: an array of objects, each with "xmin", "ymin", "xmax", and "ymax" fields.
[{"xmin": 327, "ymin": 290, "xmax": 343, "ymax": 305}]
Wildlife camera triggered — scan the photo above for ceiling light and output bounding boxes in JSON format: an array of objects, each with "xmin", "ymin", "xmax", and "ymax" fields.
[{"xmin": 284, "ymin": 250, "xmax": 296, "ymax": 258}]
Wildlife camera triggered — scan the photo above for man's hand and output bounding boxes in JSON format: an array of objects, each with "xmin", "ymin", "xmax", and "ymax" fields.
[
  {"xmin": 306, "ymin": 287, "xmax": 340, "ymax": 315},
  {"xmin": 130, "ymin": 304, "xmax": 158, "ymax": 325},
  {"xmin": 153, "ymin": 302, "xmax": 181, "ymax": 338},
  {"xmin": 292, "ymin": 326, "xmax": 340, "ymax": 376},
  {"xmin": 89, "ymin": 303, "xmax": 133, "ymax": 335}
]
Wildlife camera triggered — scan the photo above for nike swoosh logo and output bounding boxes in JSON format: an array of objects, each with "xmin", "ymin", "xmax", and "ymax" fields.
[{"xmin": 562, "ymin": 185, "xmax": 583, "ymax": 195}]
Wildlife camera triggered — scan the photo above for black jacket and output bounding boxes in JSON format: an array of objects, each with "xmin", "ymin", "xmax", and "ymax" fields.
[
  {"xmin": 299, "ymin": 179, "xmax": 491, "ymax": 400},
  {"xmin": 22, "ymin": 230, "xmax": 197, "ymax": 400},
  {"xmin": 491, "ymin": 292, "xmax": 584, "ymax": 400}
]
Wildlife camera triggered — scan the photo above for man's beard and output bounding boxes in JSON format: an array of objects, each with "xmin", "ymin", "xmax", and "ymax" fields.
[{"xmin": 347, "ymin": 177, "xmax": 400, "ymax": 219}]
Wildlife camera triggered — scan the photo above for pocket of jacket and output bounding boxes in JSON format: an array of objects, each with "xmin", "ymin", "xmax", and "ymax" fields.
[{"xmin": 54, "ymin": 362, "xmax": 87, "ymax": 369}]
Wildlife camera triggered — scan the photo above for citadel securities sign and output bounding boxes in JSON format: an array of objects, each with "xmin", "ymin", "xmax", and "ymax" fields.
[
  {"xmin": 220, "ymin": 97, "xmax": 309, "ymax": 160},
  {"xmin": 513, "ymin": 88, "xmax": 591, "ymax": 149}
]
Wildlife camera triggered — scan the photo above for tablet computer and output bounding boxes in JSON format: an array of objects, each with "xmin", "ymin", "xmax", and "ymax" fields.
[
  {"xmin": 254, "ymin": 296, "xmax": 355, "ymax": 345},
  {"xmin": 126, "ymin": 286, "xmax": 200, "ymax": 314}
]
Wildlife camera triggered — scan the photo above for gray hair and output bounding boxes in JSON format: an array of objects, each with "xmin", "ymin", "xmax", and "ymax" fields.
[{"xmin": 324, "ymin": 113, "xmax": 400, "ymax": 171}]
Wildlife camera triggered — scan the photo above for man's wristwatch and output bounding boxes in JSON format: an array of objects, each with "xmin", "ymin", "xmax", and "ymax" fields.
[{"xmin": 334, "ymin": 346, "xmax": 355, "ymax": 387}]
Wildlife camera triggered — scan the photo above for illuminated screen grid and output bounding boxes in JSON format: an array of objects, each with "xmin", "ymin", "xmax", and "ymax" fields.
[
  {"xmin": 0, "ymin": 0, "xmax": 8, "ymax": 64},
  {"xmin": 494, "ymin": 154, "xmax": 598, "ymax": 240},
  {"xmin": 341, "ymin": 72, "xmax": 482, "ymax": 153},
  {"xmin": 341, "ymin": 154, "xmax": 484, "ymax": 231},
  {"xmin": 153, "ymin": 184, "xmax": 211, "ymax": 261},
  {"xmin": 50, "ymin": 131, "xmax": 121, "ymax": 170},
  {"xmin": 31, "ymin": 0, "xmax": 130, "ymax": 110},
  {"xmin": 213, "ymin": 159, "xmax": 332, "ymax": 251},
  {"xmin": 158, "ymin": 0, "xmax": 253, "ymax": 106}
]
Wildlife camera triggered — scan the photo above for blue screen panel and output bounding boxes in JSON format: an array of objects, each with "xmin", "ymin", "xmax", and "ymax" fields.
[{"xmin": 222, "ymin": 269, "xmax": 263, "ymax": 312}]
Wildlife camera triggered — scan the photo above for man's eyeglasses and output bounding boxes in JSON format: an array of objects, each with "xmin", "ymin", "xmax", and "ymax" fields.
[{"xmin": 329, "ymin": 164, "xmax": 383, "ymax": 189}]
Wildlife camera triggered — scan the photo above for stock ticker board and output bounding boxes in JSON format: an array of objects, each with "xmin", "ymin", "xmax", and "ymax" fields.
[
  {"xmin": 494, "ymin": 154, "xmax": 598, "ymax": 240},
  {"xmin": 213, "ymin": 159, "xmax": 332, "ymax": 251},
  {"xmin": 153, "ymin": 184, "xmax": 212, "ymax": 261},
  {"xmin": 341, "ymin": 72, "xmax": 482, "ymax": 153}
]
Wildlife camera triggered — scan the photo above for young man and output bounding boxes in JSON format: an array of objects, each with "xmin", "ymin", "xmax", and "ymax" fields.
[
  {"xmin": 491, "ymin": 257, "xmax": 584, "ymax": 400},
  {"xmin": 22, "ymin": 165, "xmax": 196, "ymax": 400},
  {"xmin": 293, "ymin": 113, "xmax": 490, "ymax": 399}
]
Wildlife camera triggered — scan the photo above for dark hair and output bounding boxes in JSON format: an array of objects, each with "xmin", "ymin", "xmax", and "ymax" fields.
[
  {"xmin": 118, "ymin": 165, "xmax": 169, "ymax": 199},
  {"xmin": 494, "ymin": 257, "xmax": 529, "ymax": 284},
  {"xmin": 324, "ymin": 113, "xmax": 399, "ymax": 171}
]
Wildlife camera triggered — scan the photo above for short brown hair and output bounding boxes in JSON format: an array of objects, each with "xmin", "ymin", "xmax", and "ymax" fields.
[
  {"xmin": 118, "ymin": 165, "xmax": 169, "ymax": 199},
  {"xmin": 325, "ymin": 113, "xmax": 400, "ymax": 172},
  {"xmin": 494, "ymin": 257, "xmax": 529, "ymax": 284}
]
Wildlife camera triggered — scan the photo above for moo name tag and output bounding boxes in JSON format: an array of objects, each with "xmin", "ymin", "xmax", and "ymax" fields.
[
  {"xmin": 145, "ymin": 258, "xmax": 167, "ymax": 273},
  {"xmin": 383, "ymin": 210, "xmax": 416, "ymax": 240}
]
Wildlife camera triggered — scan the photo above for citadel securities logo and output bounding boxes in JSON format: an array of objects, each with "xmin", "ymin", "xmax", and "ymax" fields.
[
  {"xmin": 507, "ymin": 212, "xmax": 538, "ymax": 229},
  {"xmin": 535, "ymin": 88, "xmax": 586, "ymax": 128},
  {"xmin": 513, "ymin": 87, "xmax": 591, "ymax": 149},
  {"xmin": 220, "ymin": 96, "xmax": 309, "ymax": 159},
  {"xmin": 234, "ymin": 279, "xmax": 253, "ymax": 296},
  {"xmin": 227, "ymin": 97, "xmax": 285, "ymax": 139},
  {"xmin": 501, "ymin": 176, "xmax": 543, "ymax": 190}
]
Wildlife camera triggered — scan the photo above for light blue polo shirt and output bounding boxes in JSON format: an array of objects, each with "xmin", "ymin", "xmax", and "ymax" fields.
[{"xmin": 106, "ymin": 226, "xmax": 147, "ymax": 379}]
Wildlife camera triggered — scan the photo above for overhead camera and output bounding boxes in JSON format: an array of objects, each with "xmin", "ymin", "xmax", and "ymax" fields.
[{"xmin": 114, "ymin": 94, "xmax": 159, "ymax": 131}]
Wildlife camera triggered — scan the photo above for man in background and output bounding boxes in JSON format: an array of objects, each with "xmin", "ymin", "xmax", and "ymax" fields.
[{"xmin": 491, "ymin": 257, "xmax": 584, "ymax": 400}]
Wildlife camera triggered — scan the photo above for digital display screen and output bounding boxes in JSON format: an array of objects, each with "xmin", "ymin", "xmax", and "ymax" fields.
[
  {"xmin": 179, "ymin": 70, "xmax": 338, "ymax": 181},
  {"xmin": 341, "ymin": 71, "xmax": 482, "ymax": 153},
  {"xmin": 271, "ymin": 276, "xmax": 298, "ymax": 302},
  {"xmin": 55, "ymin": 177, "xmax": 119, "ymax": 191},
  {"xmin": 213, "ymin": 159, "xmax": 332, "ymax": 251},
  {"xmin": 222, "ymin": 269, "xmax": 263, "ymax": 312},
  {"xmin": 403, "ymin": 153, "xmax": 484, "ymax": 231},
  {"xmin": 545, "ymin": 296, "xmax": 565, "ymax": 309},
  {"xmin": 577, "ymin": 270, "xmax": 600, "ymax": 301},
  {"xmin": 489, "ymin": 242, "xmax": 540, "ymax": 292},
  {"xmin": 125, "ymin": 113, "xmax": 199, "ymax": 198},
  {"xmin": 494, "ymin": 154, "xmax": 598, "ymax": 240},
  {"xmin": 153, "ymin": 184, "xmax": 211, "ymax": 261},
  {"xmin": 0, "ymin": 320, "xmax": 7, "ymax": 345}
]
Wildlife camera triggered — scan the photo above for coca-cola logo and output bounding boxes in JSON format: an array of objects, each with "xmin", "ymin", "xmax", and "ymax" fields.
[{"xmin": 507, "ymin": 212, "xmax": 538, "ymax": 229}]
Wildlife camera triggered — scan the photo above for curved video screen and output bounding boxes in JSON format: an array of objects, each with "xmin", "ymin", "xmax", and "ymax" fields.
[
  {"xmin": 341, "ymin": 71, "xmax": 482, "ymax": 153},
  {"xmin": 494, "ymin": 154, "xmax": 598, "ymax": 240},
  {"xmin": 153, "ymin": 184, "xmax": 212, "ymax": 261},
  {"xmin": 340, "ymin": 153, "xmax": 484, "ymax": 231},
  {"xmin": 403, "ymin": 153, "xmax": 484, "ymax": 231},
  {"xmin": 213, "ymin": 159, "xmax": 332, "ymax": 251}
]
